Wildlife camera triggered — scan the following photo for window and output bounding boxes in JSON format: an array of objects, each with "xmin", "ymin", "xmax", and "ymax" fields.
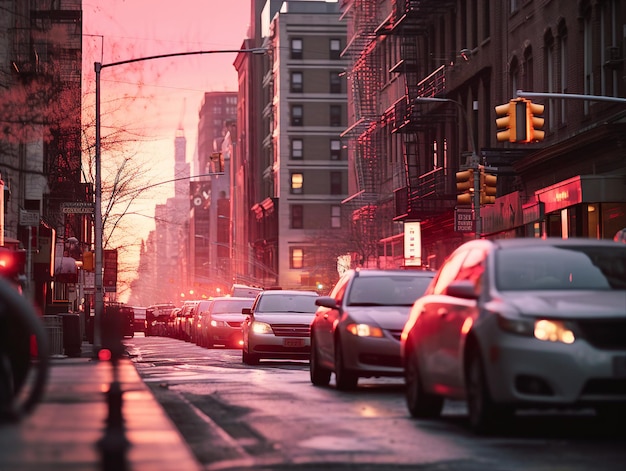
[
  {"xmin": 291, "ymin": 173, "xmax": 303, "ymax": 194},
  {"xmin": 291, "ymin": 105, "xmax": 303, "ymax": 126},
  {"xmin": 330, "ymin": 139, "xmax": 342, "ymax": 160},
  {"xmin": 331, "ymin": 205, "xmax": 341, "ymax": 228},
  {"xmin": 330, "ymin": 71, "xmax": 342, "ymax": 93},
  {"xmin": 291, "ymin": 71, "xmax": 303, "ymax": 93},
  {"xmin": 523, "ymin": 46, "xmax": 533, "ymax": 92},
  {"xmin": 330, "ymin": 38, "xmax": 341, "ymax": 59},
  {"xmin": 291, "ymin": 204, "xmax": 304, "ymax": 229},
  {"xmin": 330, "ymin": 171, "xmax": 342, "ymax": 195},
  {"xmin": 330, "ymin": 105, "xmax": 342, "ymax": 127},
  {"xmin": 291, "ymin": 38, "xmax": 303, "ymax": 59},
  {"xmin": 290, "ymin": 248, "xmax": 304, "ymax": 269},
  {"xmin": 291, "ymin": 139, "xmax": 303, "ymax": 159}
]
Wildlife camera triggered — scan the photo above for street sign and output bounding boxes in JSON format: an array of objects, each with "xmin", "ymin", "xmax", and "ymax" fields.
[
  {"xmin": 19, "ymin": 210, "xmax": 40, "ymax": 226},
  {"xmin": 455, "ymin": 208, "xmax": 475, "ymax": 233},
  {"xmin": 61, "ymin": 202, "xmax": 94, "ymax": 214}
]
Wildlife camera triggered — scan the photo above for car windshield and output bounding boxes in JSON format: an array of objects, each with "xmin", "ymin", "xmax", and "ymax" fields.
[
  {"xmin": 347, "ymin": 275, "xmax": 433, "ymax": 306},
  {"xmin": 255, "ymin": 294, "xmax": 318, "ymax": 313},
  {"xmin": 495, "ymin": 245, "xmax": 626, "ymax": 291},
  {"xmin": 212, "ymin": 300, "xmax": 252, "ymax": 314}
]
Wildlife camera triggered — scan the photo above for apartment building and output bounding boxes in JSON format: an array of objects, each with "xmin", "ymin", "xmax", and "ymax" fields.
[
  {"xmin": 339, "ymin": 0, "xmax": 626, "ymax": 271},
  {"xmin": 0, "ymin": 0, "xmax": 84, "ymax": 312},
  {"xmin": 251, "ymin": 1, "xmax": 349, "ymax": 290}
]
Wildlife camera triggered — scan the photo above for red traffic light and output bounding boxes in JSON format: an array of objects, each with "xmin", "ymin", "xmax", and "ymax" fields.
[{"xmin": 0, "ymin": 247, "xmax": 26, "ymax": 279}]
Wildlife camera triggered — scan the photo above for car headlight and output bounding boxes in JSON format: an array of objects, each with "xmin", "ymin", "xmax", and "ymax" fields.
[
  {"xmin": 210, "ymin": 320, "xmax": 225, "ymax": 327},
  {"xmin": 346, "ymin": 323, "xmax": 383, "ymax": 337},
  {"xmin": 251, "ymin": 321, "xmax": 272, "ymax": 335},
  {"xmin": 497, "ymin": 315, "xmax": 575, "ymax": 344}
]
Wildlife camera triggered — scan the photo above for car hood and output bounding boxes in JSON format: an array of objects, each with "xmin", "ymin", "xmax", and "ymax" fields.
[
  {"xmin": 502, "ymin": 291, "xmax": 626, "ymax": 319},
  {"xmin": 345, "ymin": 306, "xmax": 410, "ymax": 329},
  {"xmin": 211, "ymin": 313, "xmax": 245, "ymax": 322},
  {"xmin": 252, "ymin": 312, "xmax": 316, "ymax": 325}
]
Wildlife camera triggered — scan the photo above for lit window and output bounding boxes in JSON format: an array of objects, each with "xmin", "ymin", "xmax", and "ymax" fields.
[
  {"xmin": 291, "ymin": 248, "xmax": 304, "ymax": 269},
  {"xmin": 291, "ymin": 173, "xmax": 303, "ymax": 194}
]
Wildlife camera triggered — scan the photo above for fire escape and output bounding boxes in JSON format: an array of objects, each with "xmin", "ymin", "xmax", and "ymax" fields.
[
  {"xmin": 340, "ymin": 0, "xmax": 384, "ymax": 266},
  {"xmin": 376, "ymin": 0, "xmax": 458, "ymax": 221}
]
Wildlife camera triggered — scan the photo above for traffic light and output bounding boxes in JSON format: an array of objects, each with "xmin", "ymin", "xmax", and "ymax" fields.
[
  {"xmin": 0, "ymin": 247, "xmax": 26, "ymax": 279},
  {"xmin": 526, "ymin": 100, "xmax": 545, "ymax": 142},
  {"xmin": 480, "ymin": 168, "xmax": 497, "ymax": 204},
  {"xmin": 82, "ymin": 251, "xmax": 94, "ymax": 272},
  {"xmin": 495, "ymin": 99, "xmax": 527, "ymax": 142},
  {"xmin": 456, "ymin": 168, "xmax": 473, "ymax": 205}
]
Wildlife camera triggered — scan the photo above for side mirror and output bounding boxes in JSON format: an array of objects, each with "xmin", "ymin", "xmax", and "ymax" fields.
[{"xmin": 242, "ymin": 307, "xmax": 252, "ymax": 315}]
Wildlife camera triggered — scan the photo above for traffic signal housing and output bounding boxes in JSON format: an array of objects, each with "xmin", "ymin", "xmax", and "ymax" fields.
[
  {"xmin": 456, "ymin": 168, "xmax": 474, "ymax": 205},
  {"xmin": 480, "ymin": 168, "xmax": 497, "ymax": 204},
  {"xmin": 495, "ymin": 98, "xmax": 529, "ymax": 143},
  {"xmin": 526, "ymin": 100, "xmax": 545, "ymax": 142}
]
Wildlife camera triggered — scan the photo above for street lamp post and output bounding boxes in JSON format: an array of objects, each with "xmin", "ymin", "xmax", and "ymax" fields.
[
  {"xmin": 93, "ymin": 47, "xmax": 267, "ymax": 355},
  {"xmin": 414, "ymin": 96, "xmax": 482, "ymax": 239}
]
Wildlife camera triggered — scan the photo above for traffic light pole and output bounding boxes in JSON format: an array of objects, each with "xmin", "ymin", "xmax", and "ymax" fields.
[{"xmin": 516, "ymin": 90, "xmax": 626, "ymax": 104}]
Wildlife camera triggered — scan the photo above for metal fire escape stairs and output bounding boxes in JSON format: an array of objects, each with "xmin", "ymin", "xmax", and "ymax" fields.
[{"xmin": 381, "ymin": 0, "xmax": 457, "ymax": 219}]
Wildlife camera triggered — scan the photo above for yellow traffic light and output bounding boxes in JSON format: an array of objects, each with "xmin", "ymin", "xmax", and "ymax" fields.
[
  {"xmin": 82, "ymin": 251, "xmax": 94, "ymax": 271},
  {"xmin": 456, "ymin": 168, "xmax": 473, "ymax": 205},
  {"xmin": 526, "ymin": 101, "xmax": 545, "ymax": 142},
  {"xmin": 495, "ymin": 101, "xmax": 516, "ymax": 143},
  {"xmin": 480, "ymin": 169, "xmax": 497, "ymax": 204}
]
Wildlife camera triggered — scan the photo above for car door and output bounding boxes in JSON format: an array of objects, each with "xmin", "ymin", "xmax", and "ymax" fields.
[
  {"xmin": 418, "ymin": 249, "xmax": 468, "ymax": 390},
  {"xmin": 437, "ymin": 248, "xmax": 486, "ymax": 392},
  {"xmin": 314, "ymin": 274, "xmax": 349, "ymax": 367}
]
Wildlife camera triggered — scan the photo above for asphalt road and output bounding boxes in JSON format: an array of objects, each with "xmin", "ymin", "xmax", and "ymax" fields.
[{"xmin": 126, "ymin": 335, "xmax": 626, "ymax": 471}]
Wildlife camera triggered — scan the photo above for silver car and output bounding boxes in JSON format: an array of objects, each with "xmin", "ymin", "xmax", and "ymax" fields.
[
  {"xmin": 310, "ymin": 269, "xmax": 435, "ymax": 391},
  {"xmin": 241, "ymin": 289, "xmax": 319, "ymax": 365},
  {"xmin": 400, "ymin": 238, "xmax": 626, "ymax": 433}
]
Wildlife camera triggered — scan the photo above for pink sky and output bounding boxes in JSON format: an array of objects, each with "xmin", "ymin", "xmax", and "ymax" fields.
[{"xmin": 81, "ymin": 1, "xmax": 251, "ymax": 299}]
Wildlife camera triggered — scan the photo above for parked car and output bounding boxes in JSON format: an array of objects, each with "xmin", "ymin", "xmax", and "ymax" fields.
[
  {"xmin": 192, "ymin": 299, "xmax": 214, "ymax": 346},
  {"xmin": 145, "ymin": 303, "xmax": 175, "ymax": 337},
  {"xmin": 310, "ymin": 268, "xmax": 435, "ymax": 391},
  {"xmin": 132, "ymin": 306, "xmax": 147, "ymax": 333},
  {"xmin": 176, "ymin": 300, "xmax": 200, "ymax": 341},
  {"xmin": 198, "ymin": 296, "xmax": 255, "ymax": 348},
  {"xmin": 400, "ymin": 238, "xmax": 626, "ymax": 433},
  {"xmin": 241, "ymin": 289, "xmax": 319, "ymax": 365}
]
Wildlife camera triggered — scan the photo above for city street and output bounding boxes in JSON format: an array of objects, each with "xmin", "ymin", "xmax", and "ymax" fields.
[{"xmin": 125, "ymin": 335, "xmax": 626, "ymax": 471}]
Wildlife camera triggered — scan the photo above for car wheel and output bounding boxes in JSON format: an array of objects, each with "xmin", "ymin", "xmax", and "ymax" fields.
[
  {"xmin": 242, "ymin": 347, "xmax": 259, "ymax": 365},
  {"xmin": 310, "ymin": 337, "xmax": 331, "ymax": 386},
  {"xmin": 334, "ymin": 340, "xmax": 358, "ymax": 391},
  {"xmin": 405, "ymin": 349, "xmax": 443, "ymax": 418},
  {"xmin": 466, "ymin": 350, "xmax": 511, "ymax": 434}
]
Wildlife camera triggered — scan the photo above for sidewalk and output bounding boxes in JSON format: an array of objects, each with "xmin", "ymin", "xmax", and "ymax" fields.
[{"xmin": 0, "ymin": 342, "xmax": 202, "ymax": 471}]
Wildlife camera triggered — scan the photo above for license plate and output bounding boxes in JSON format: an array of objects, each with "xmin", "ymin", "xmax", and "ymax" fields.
[
  {"xmin": 613, "ymin": 356, "xmax": 626, "ymax": 378},
  {"xmin": 283, "ymin": 338, "xmax": 305, "ymax": 348}
]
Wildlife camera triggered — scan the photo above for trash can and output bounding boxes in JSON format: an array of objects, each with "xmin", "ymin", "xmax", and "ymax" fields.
[
  {"xmin": 59, "ymin": 313, "xmax": 82, "ymax": 357},
  {"xmin": 42, "ymin": 315, "xmax": 63, "ymax": 357}
]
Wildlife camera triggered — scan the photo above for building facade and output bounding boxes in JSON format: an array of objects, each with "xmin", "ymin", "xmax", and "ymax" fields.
[
  {"xmin": 339, "ymin": 0, "xmax": 626, "ymax": 272},
  {"xmin": 0, "ymin": 0, "xmax": 84, "ymax": 313}
]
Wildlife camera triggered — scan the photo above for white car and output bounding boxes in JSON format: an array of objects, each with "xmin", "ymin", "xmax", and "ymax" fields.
[
  {"xmin": 242, "ymin": 289, "xmax": 319, "ymax": 365},
  {"xmin": 400, "ymin": 238, "xmax": 626, "ymax": 433}
]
